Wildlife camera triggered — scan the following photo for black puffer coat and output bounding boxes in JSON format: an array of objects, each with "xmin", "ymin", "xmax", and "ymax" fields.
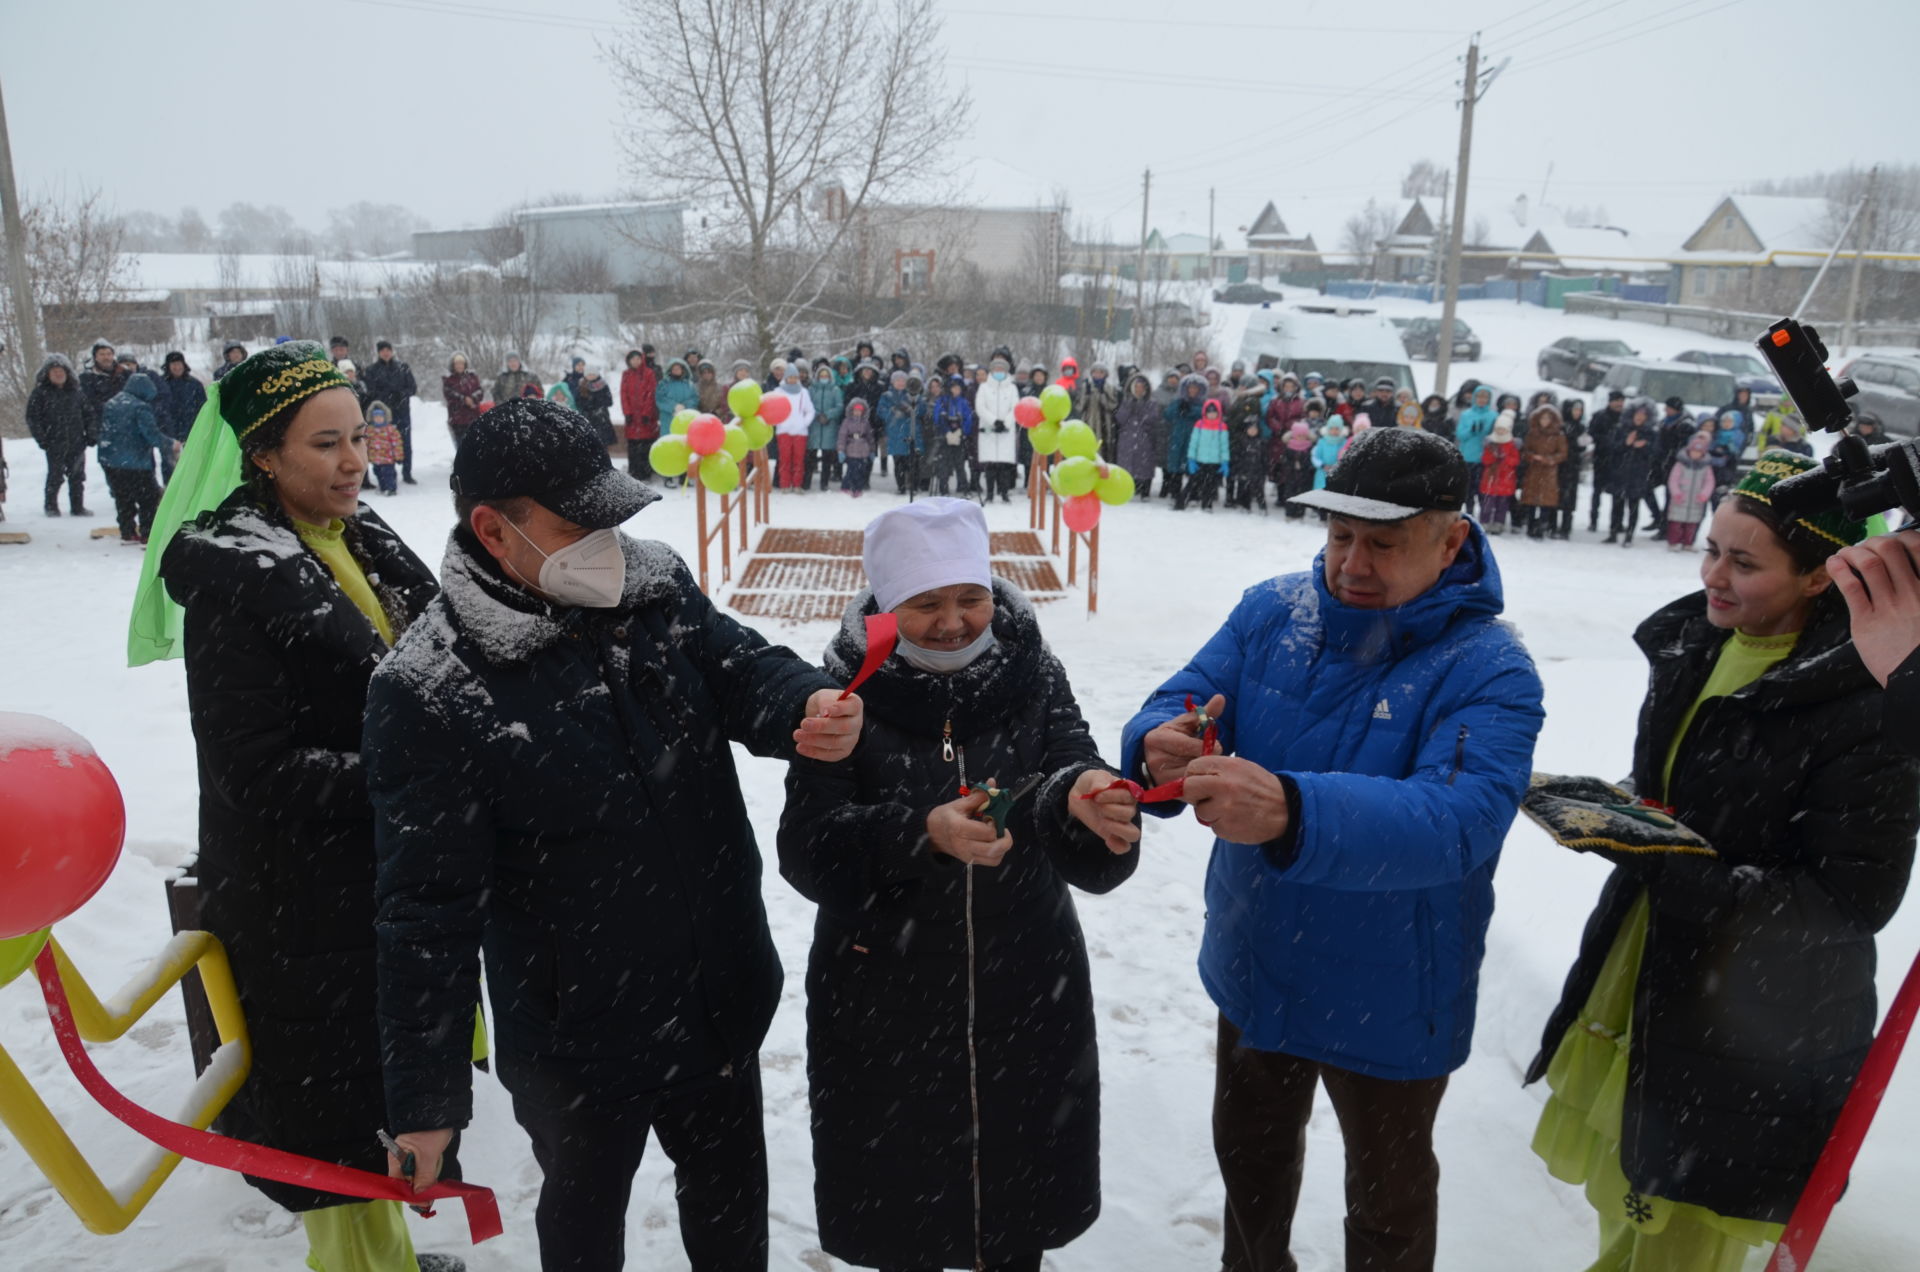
[
  {"xmin": 778, "ymin": 582, "xmax": 1138, "ymax": 1268},
  {"xmin": 26, "ymin": 354, "xmax": 94, "ymax": 452},
  {"xmin": 160, "ymin": 489, "xmax": 437, "ymax": 1211},
  {"xmin": 1894, "ymin": 646, "xmax": 1920, "ymax": 758},
  {"xmin": 367, "ymin": 532, "xmax": 833, "ymax": 1131},
  {"xmin": 1526, "ymin": 592, "xmax": 1920, "ymax": 1223}
]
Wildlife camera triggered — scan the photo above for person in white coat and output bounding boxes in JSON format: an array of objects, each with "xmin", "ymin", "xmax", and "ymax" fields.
[
  {"xmin": 973, "ymin": 354, "xmax": 1023, "ymax": 503},
  {"xmin": 775, "ymin": 362, "xmax": 816, "ymax": 491}
]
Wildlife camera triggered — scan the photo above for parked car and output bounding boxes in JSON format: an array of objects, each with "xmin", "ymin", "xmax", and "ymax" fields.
[
  {"xmin": 1213, "ymin": 282, "xmax": 1286, "ymax": 304},
  {"xmin": 1837, "ymin": 353, "xmax": 1920, "ymax": 440},
  {"xmin": 1399, "ymin": 316, "xmax": 1481, "ymax": 362},
  {"xmin": 1147, "ymin": 299, "xmax": 1204, "ymax": 328},
  {"xmin": 1538, "ymin": 336, "xmax": 1638, "ymax": 390},
  {"xmin": 1674, "ymin": 349, "xmax": 1783, "ymax": 405},
  {"xmin": 1237, "ymin": 307, "xmax": 1416, "ymax": 396},
  {"xmin": 1591, "ymin": 358, "xmax": 1739, "ymax": 422}
]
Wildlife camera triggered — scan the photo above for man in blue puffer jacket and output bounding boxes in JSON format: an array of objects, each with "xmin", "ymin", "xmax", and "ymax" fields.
[{"xmin": 1121, "ymin": 427, "xmax": 1543, "ymax": 1272}]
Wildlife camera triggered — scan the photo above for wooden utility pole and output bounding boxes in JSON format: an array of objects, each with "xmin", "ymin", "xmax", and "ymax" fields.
[
  {"xmin": 1135, "ymin": 168, "xmax": 1150, "ymax": 331},
  {"xmin": 1207, "ymin": 187, "xmax": 1216, "ymax": 282},
  {"xmin": 1435, "ymin": 38, "xmax": 1503, "ymax": 399},
  {"xmin": 0, "ymin": 75, "xmax": 42, "ymax": 375},
  {"xmin": 1841, "ymin": 165, "xmax": 1878, "ymax": 356}
]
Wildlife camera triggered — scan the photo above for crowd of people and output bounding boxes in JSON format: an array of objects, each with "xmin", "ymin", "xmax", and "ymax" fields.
[
  {"xmin": 13, "ymin": 329, "xmax": 1920, "ymax": 1272},
  {"xmin": 21, "ymin": 331, "xmax": 1862, "ymax": 556}
]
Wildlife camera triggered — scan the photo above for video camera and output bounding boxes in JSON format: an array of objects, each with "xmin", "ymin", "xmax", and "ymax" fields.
[{"xmin": 1758, "ymin": 317, "xmax": 1920, "ymax": 524}]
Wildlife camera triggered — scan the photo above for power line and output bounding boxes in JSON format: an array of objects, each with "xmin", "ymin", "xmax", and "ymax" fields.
[
  {"xmin": 1509, "ymin": 0, "xmax": 1747, "ymax": 74},
  {"xmin": 944, "ymin": 7, "xmax": 1464, "ymax": 36}
]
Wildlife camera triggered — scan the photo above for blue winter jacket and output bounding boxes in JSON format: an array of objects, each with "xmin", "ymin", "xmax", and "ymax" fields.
[
  {"xmin": 1164, "ymin": 391, "xmax": 1205, "ymax": 473},
  {"xmin": 156, "ymin": 372, "xmax": 206, "ymax": 442},
  {"xmin": 1120, "ymin": 525, "xmax": 1543, "ymax": 1080},
  {"xmin": 879, "ymin": 388, "xmax": 918, "ymax": 457},
  {"xmin": 98, "ymin": 375, "xmax": 170, "ymax": 470},
  {"xmin": 807, "ymin": 379, "xmax": 845, "ymax": 449},
  {"xmin": 1455, "ymin": 395, "xmax": 1497, "ymax": 464}
]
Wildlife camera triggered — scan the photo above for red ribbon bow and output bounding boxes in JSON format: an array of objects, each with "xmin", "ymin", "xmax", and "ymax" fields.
[
  {"xmin": 31, "ymin": 945, "xmax": 503, "ymax": 1244},
  {"xmin": 838, "ymin": 613, "xmax": 899, "ymax": 700}
]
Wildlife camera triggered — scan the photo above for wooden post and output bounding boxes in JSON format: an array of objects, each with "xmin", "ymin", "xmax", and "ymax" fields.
[
  {"xmin": 695, "ymin": 467, "xmax": 710, "ymax": 594},
  {"xmin": 1068, "ymin": 521, "xmax": 1078, "ymax": 587},
  {"xmin": 1087, "ymin": 523, "xmax": 1099, "ymax": 615}
]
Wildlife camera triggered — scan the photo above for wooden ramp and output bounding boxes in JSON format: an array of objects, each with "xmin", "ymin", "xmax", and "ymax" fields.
[{"xmin": 728, "ymin": 528, "xmax": 1065, "ymax": 621}]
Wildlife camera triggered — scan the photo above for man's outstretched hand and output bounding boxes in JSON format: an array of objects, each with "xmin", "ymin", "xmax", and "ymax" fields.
[{"xmin": 1141, "ymin": 693, "xmax": 1226, "ymax": 787}]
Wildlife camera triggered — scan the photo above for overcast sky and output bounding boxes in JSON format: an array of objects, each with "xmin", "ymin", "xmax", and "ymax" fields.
[{"xmin": 4, "ymin": 0, "xmax": 1915, "ymax": 245}]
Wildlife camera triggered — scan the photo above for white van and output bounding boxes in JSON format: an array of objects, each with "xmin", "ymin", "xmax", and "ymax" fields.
[
  {"xmin": 1592, "ymin": 358, "xmax": 1738, "ymax": 421},
  {"xmin": 1235, "ymin": 307, "xmax": 1416, "ymax": 394}
]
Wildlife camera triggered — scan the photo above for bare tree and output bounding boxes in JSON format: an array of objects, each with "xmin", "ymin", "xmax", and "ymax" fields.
[
  {"xmin": 602, "ymin": 0, "xmax": 970, "ymax": 366},
  {"xmin": 1340, "ymin": 199, "xmax": 1396, "ymax": 278},
  {"xmin": 388, "ymin": 262, "xmax": 552, "ymax": 392},
  {"xmin": 326, "ymin": 201, "xmax": 429, "ymax": 258},
  {"xmin": 1401, "ymin": 159, "xmax": 1449, "ymax": 199},
  {"xmin": 0, "ymin": 188, "xmax": 134, "ymax": 415},
  {"xmin": 177, "ymin": 206, "xmax": 212, "ymax": 252}
]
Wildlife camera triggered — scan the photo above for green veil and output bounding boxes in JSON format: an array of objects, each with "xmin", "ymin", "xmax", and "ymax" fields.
[{"xmin": 126, "ymin": 380, "xmax": 244, "ymax": 666}]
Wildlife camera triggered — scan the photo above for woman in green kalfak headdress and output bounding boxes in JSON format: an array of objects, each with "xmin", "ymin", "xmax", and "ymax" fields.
[
  {"xmin": 131, "ymin": 343, "xmax": 459, "ymax": 1271},
  {"xmin": 1525, "ymin": 450, "xmax": 1920, "ymax": 1272}
]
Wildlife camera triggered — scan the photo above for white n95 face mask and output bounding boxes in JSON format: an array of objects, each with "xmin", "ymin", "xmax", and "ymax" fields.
[
  {"xmin": 504, "ymin": 519, "xmax": 626, "ymax": 608},
  {"xmin": 897, "ymin": 626, "xmax": 998, "ymax": 674}
]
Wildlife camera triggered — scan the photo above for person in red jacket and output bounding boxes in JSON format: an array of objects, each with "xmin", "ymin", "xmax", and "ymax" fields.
[
  {"xmin": 1057, "ymin": 355, "xmax": 1080, "ymax": 393},
  {"xmin": 1478, "ymin": 410, "xmax": 1521, "ymax": 534},
  {"xmin": 1264, "ymin": 372, "xmax": 1307, "ymax": 490},
  {"xmin": 621, "ymin": 346, "xmax": 660, "ymax": 479}
]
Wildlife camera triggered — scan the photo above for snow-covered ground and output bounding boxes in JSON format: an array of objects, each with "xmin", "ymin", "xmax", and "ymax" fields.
[{"xmin": 1, "ymin": 303, "xmax": 1914, "ymax": 1271}]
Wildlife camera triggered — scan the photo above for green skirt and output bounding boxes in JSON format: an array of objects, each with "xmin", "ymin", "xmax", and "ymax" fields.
[{"xmin": 1532, "ymin": 891, "xmax": 1783, "ymax": 1270}]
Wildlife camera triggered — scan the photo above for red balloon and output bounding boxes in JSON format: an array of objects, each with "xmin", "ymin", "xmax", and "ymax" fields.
[
  {"xmin": 0, "ymin": 716, "xmax": 126, "ymax": 939},
  {"xmin": 1063, "ymin": 493, "xmax": 1102, "ymax": 535},
  {"xmin": 759, "ymin": 394, "xmax": 793, "ymax": 425},
  {"xmin": 1013, "ymin": 397, "xmax": 1044, "ymax": 429},
  {"xmin": 687, "ymin": 415, "xmax": 726, "ymax": 456}
]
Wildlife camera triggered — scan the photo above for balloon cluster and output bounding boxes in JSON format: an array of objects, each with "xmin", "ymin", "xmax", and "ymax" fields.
[
  {"xmin": 1017, "ymin": 383, "xmax": 1137, "ymax": 533},
  {"xmin": 649, "ymin": 380, "xmax": 792, "ymax": 493}
]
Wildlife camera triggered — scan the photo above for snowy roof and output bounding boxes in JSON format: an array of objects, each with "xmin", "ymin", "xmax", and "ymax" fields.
[
  {"xmin": 512, "ymin": 200, "xmax": 685, "ymax": 221},
  {"xmin": 1725, "ymin": 195, "xmax": 1832, "ymax": 253}
]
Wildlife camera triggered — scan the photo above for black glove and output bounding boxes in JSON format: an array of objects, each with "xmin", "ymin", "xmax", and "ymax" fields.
[{"xmin": 993, "ymin": 420, "xmax": 1008, "ymax": 433}]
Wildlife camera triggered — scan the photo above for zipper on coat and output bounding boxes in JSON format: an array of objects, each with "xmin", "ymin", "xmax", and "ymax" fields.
[
  {"xmin": 1447, "ymin": 724, "xmax": 1470, "ymax": 786},
  {"xmin": 950, "ymin": 731, "xmax": 984, "ymax": 1272}
]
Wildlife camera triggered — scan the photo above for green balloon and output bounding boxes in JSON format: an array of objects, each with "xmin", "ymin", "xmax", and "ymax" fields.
[
  {"xmin": 727, "ymin": 380, "xmax": 763, "ymax": 420},
  {"xmin": 1030, "ymin": 422, "xmax": 1060, "ymax": 455},
  {"xmin": 1095, "ymin": 464, "xmax": 1136, "ymax": 506},
  {"xmin": 650, "ymin": 435, "xmax": 692, "ymax": 477},
  {"xmin": 700, "ymin": 451, "xmax": 742, "ymax": 493},
  {"xmin": 1040, "ymin": 383, "xmax": 1072, "ymax": 423},
  {"xmin": 745, "ymin": 417, "xmax": 775, "ymax": 449},
  {"xmin": 1050, "ymin": 455, "xmax": 1098, "ymax": 498},
  {"xmin": 722, "ymin": 424, "xmax": 751, "ymax": 461},
  {"xmin": 0, "ymin": 928, "xmax": 49, "ymax": 989},
  {"xmin": 1057, "ymin": 420, "xmax": 1099, "ymax": 459},
  {"xmin": 671, "ymin": 408, "xmax": 696, "ymax": 436}
]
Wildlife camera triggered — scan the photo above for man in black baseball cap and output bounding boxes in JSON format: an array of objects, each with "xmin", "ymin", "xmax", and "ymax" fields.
[
  {"xmin": 368, "ymin": 394, "xmax": 865, "ymax": 1272},
  {"xmin": 1121, "ymin": 413, "xmax": 1541, "ymax": 1272}
]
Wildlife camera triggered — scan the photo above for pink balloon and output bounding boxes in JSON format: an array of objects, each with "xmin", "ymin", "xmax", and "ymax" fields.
[
  {"xmin": 759, "ymin": 394, "xmax": 793, "ymax": 425},
  {"xmin": 687, "ymin": 415, "xmax": 726, "ymax": 456},
  {"xmin": 1063, "ymin": 493, "xmax": 1102, "ymax": 535},
  {"xmin": 1013, "ymin": 397, "xmax": 1044, "ymax": 428}
]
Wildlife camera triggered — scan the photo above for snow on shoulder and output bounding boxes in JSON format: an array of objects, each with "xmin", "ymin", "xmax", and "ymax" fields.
[{"xmin": 0, "ymin": 712, "xmax": 98, "ymax": 765}]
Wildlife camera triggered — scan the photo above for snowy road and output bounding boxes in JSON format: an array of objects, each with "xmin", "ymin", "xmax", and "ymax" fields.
[{"xmin": 1, "ymin": 303, "xmax": 1913, "ymax": 1271}]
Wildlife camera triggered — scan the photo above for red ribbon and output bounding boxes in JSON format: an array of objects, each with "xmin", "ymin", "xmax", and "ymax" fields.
[
  {"xmin": 1765, "ymin": 947, "xmax": 1920, "ymax": 1272},
  {"xmin": 1079, "ymin": 776, "xmax": 1186, "ymax": 804},
  {"xmin": 31, "ymin": 945, "xmax": 503, "ymax": 1245},
  {"xmin": 1185, "ymin": 695, "xmax": 1220, "ymax": 756},
  {"xmin": 839, "ymin": 613, "xmax": 899, "ymax": 700}
]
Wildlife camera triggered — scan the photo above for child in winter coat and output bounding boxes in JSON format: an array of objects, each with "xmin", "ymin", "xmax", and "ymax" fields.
[
  {"xmin": 775, "ymin": 364, "xmax": 817, "ymax": 491},
  {"xmin": 546, "ymin": 381, "xmax": 576, "ymax": 410},
  {"xmin": 1183, "ymin": 400, "xmax": 1231, "ymax": 512},
  {"xmin": 1341, "ymin": 417, "xmax": 1370, "ymax": 459},
  {"xmin": 1397, "ymin": 401, "xmax": 1424, "ymax": 430},
  {"xmin": 1455, "ymin": 386, "xmax": 1497, "ymax": 465},
  {"xmin": 1708, "ymin": 409, "xmax": 1747, "ymax": 508},
  {"xmin": 364, "ymin": 400, "xmax": 405, "ymax": 495},
  {"xmin": 1310, "ymin": 418, "xmax": 1347, "ymax": 501},
  {"xmin": 879, "ymin": 371, "xmax": 919, "ymax": 494},
  {"xmin": 1225, "ymin": 379, "xmax": 1269, "ymax": 511},
  {"xmin": 837, "ymin": 398, "xmax": 874, "ymax": 495},
  {"xmin": 808, "ymin": 363, "xmax": 846, "ymax": 491},
  {"xmin": 97, "ymin": 374, "xmax": 176, "ymax": 543},
  {"xmin": 1664, "ymin": 430, "xmax": 1716, "ymax": 549},
  {"xmin": 931, "ymin": 374, "xmax": 975, "ymax": 497},
  {"xmin": 1479, "ymin": 412, "xmax": 1522, "ymax": 533},
  {"xmin": 1276, "ymin": 419, "xmax": 1317, "ymax": 520}
]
